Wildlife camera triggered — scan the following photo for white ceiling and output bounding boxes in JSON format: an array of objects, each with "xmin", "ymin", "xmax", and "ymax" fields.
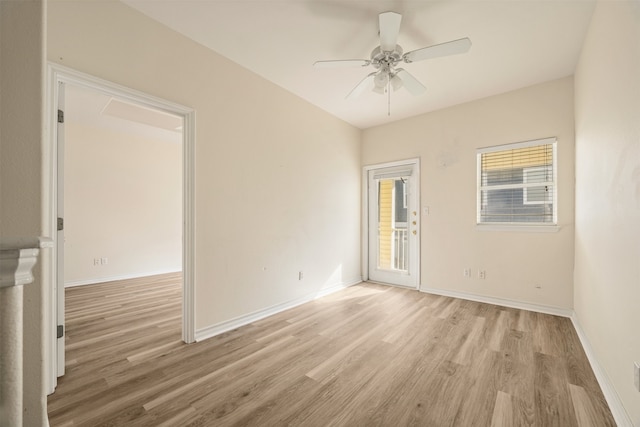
[{"xmin": 122, "ymin": 0, "xmax": 596, "ymax": 129}]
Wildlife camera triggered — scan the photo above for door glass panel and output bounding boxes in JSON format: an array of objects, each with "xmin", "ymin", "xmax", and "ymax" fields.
[{"xmin": 377, "ymin": 177, "xmax": 408, "ymax": 272}]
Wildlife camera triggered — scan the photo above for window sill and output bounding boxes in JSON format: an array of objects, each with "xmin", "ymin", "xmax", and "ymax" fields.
[{"xmin": 476, "ymin": 224, "xmax": 560, "ymax": 233}]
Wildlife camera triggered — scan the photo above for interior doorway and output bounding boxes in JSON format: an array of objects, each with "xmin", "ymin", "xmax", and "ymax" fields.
[
  {"xmin": 47, "ymin": 64, "xmax": 195, "ymax": 391},
  {"xmin": 364, "ymin": 159, "xmax": 420, "ymax": 288}
]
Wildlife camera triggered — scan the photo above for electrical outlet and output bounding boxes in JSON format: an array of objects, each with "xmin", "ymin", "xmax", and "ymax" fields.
[
  {"xmin": 479, "ymin": 270, "xmax": 486, "ymax": 279},
  {"xmin": 634, "ymin": 362, "xmax": 640, "ymax": 392},
  {"xmin": 101, "ymin": 257, "xmax": 108, "ymax": 265},
  {"xmin": 463, "ymin": 268, "xmax": 471, "ymax": 278}
]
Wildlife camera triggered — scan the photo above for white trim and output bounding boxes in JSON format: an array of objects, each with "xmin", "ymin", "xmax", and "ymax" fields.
[
  {"xmin": 64, "ymin": 270, "xmax": 182, "ymax": 288},
  {"xmin": 476, "ymin": 224, "xmax": 561, "ymax": 233},
  {"xmin": 181, "ymin": 91, "xmax": 196, "ymax": 345},
  {"xmin": 570, "ymin": 313, "xmax": 634, "ymax": 427},
  {"xmin": 552, "ymin": 140, "xmax": 558, "ymax": 223},
  {"xmin": 195, "ymin": 277, "xmax": 362, "ymax": 342},
  {"xmin": 370, "ymin": 165, "xmax": 414, "ymax": 179},
  {"xmin": 0, "ymin": 247, "xmax": 40, "ymax": 288},
  {"xmin": 367, "ymin": 280, "xmax": 417, "ymax": 290},
  {"xmin": 477, "ymin": 153, "xmax": 483, "ymax": 223},
  {"xmin": 47, "ymin": 65, "xmax": 194, "ymax": 117},
  {"xmin": 361, "ymin": 169, "xmax": 369, "ymax": 282},
  {"xmin": 363, "ymin": 158, "xmax": 421, "ymax": 171},
  {"xmin": 419, "ymin": 286, "xmax": 573, "ymax": 317},
  {"xmin": 477, "ymin": 136, "xmax": 557, "ymax": 154},
  {"xmin": 45, "ymin": 63, "xmax": 197, "ymax": 393},
  {"xmin": 45, "ymin": 64, "xmax": 59, "ymax": 393}
]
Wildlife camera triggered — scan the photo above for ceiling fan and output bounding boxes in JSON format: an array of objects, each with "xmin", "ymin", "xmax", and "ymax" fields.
[{"xmin": 314, "ymin": 11, "xmax": 472, "ymax": 112}]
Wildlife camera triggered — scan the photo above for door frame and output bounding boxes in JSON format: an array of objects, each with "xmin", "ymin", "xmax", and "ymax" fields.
[
  {"xmin": 44, "ymin": 63, "xmax": 196, "ymax": 393},
  {"xmin": 362, "ymin": 158, "xmax": 420, "ymax": 288}
]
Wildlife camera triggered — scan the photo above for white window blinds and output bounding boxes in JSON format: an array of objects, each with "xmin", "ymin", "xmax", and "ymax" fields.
[{"xmin": 477, "ymin": 138, "xmax": 557, "ymax": 225}]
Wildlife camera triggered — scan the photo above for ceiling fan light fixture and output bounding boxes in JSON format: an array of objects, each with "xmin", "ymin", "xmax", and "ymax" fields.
[
  {"xmin": 373, "ymin": 71, "xmax": 388, "ymax": 89},
  {"xmin": 390, "ymin": 73, "xmax": 403, "ymax": 91}
]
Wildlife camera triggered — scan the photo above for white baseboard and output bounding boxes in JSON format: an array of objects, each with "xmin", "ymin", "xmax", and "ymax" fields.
[
  {"xmin": 419, "ymin": 285, "xmax": 573, "ymax": 317},
  {"xmin": 195, "ymin": 277, "xmax": 362, "ymax": 342},
  {"xmin": 64, "ymin": 269, "xmax": 181, "ymax": 287},
  {"xmin": 570, "ymin": 313, "xmax": 634, "ymax": 427}
]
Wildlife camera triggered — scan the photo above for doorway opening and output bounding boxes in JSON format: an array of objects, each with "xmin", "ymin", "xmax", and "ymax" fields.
[{"xmin": 46, "ymin": 64, "xmax": 195, "ymax": 392}]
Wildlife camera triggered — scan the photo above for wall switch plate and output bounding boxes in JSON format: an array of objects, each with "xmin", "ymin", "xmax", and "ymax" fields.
[
  {"xmin": 634, "ymin": 362, "xmax": 640, "ymax": 392},
  {"xmin": 478, "ymin": 270, "xmax": 486, "ymax": 279},
  {"xmin": 298, "ymin": 271, "xmax": 303, "ymax": 280}
]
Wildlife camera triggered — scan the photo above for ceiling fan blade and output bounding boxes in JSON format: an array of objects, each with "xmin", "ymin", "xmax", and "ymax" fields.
[
  {"xmin": 346, "ymin": 73, "xmax": 375, "ymax": 100},
  {"xmin": 313, "ymin": 59, "xmax": 370, "ymax": 69},
  {"xmin": 395, "ymin": 69, "xmax": 426, "ymax": 96},
  {"xmin": 379, "ymin": 11, "xmax": 402, "ymax": 52},
  {"xmin": 403, "ymin": 37, "xmax": 472, "ymax": 63}
]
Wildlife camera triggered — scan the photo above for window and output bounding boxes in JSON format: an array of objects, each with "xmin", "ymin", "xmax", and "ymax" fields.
[{"xmin": 477, "ymin": 137, "xmax": 557, "ymax": 225}]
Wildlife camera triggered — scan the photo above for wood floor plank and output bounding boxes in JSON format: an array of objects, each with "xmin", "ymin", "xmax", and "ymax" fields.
[
  {"xmin": 48, "ymin": 274, "xmax": 616, "ymax": 426},
  {"xmin": 569, "ymin": 383, "xmax": 616, "ymax": 427},
  {"xmin": 534, "ymin": 352, "xmax": 578, "ymax": 426},
  {"xmin": 491, "ymin": 391, "xmax": 514, "ymax": 427},
  {"xmin": 451, "ymin": 348, "xmax": 503, "ymax": 426}
]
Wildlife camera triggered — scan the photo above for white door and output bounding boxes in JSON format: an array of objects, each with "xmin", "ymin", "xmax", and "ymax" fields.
[
  {"xmin": 56, "ymin": 81, "xmax": 66, "ymax": 377},
  {"xmin": 367, "ymin": 161, "xmax": 419, "ymax": 287}
]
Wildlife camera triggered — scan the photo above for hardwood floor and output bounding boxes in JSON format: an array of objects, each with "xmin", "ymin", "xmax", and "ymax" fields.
[{"xmin": 48, "ymin": 274, "xmax": 615, "ymax": 426}]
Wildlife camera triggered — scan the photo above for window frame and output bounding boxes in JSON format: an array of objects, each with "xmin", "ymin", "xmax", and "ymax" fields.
[{"xmin": 476, "ymin": 137, "xmax": 558, "ymax": 229}]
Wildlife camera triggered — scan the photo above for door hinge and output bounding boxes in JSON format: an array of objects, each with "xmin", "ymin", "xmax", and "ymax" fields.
[
  {"xmin": 57, "ymin": 325, "xmax": 64, "ymax": 339},
  {"xmin": 57, "ymin": 217, "xmax": 64, "ymax": 231},
  {"xmin": 57, "ymin": 109, "xmax": 64, "ymax": 124}
]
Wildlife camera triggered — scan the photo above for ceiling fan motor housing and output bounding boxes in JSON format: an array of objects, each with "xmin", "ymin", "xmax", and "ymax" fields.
[{"xmin": 370, "ymin": 45, "xmax": 404, "ymax": 70}]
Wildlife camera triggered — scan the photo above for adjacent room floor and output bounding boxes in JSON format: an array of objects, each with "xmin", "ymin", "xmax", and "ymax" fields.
[{"xmin": 47, "ymin": 274, "xmax": 615, "ymax": 426}]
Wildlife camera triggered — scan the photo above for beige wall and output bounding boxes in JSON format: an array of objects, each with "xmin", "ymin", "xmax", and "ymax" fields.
[
  {"xmin": 0, "ymin": 0, "xmax": 49, "ymax": 425},
  {"xmin": 47, "ymin": 1, "xmax": 362, "ymax": 330},
  {"xmin": 574, "ymin": 1, "xmax": 640, "ymax": 424},
  {"xmin": 363, "ymin": 77, "xmax": 576, "ymax": 309},
  {"xmin": 64, "ymin": 123, "xmax": 182, "ymax": 286}
]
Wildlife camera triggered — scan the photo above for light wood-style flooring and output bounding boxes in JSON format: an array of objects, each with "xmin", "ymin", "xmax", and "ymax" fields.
[{"xmin": 48, "ymin": 274, "xmax": 615, "ymax": 426}]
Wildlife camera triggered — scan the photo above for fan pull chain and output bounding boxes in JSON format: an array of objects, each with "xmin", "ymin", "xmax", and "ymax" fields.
[{"xmin": 387, "ymin": 79, "xmax": 391, "ymax": 116}]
